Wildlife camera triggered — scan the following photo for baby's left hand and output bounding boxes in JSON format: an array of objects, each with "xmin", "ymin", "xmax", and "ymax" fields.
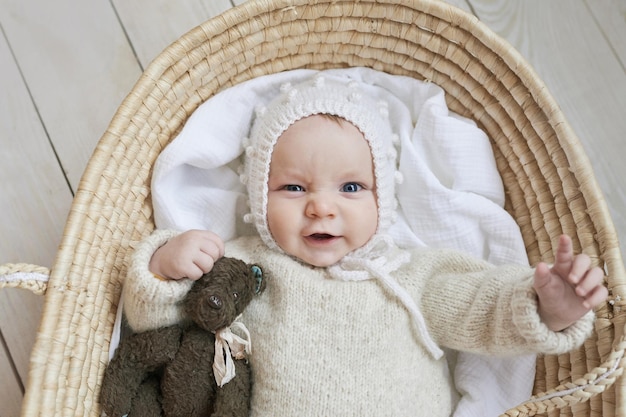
[{"xmin": 533, "ymin": 235, "xmax": 608, "ymax": 331}]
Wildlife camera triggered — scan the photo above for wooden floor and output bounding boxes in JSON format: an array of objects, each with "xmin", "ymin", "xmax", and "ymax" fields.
[{"xmin": 0, "ymin": 0, "xmax": 624, "ymax": 415}]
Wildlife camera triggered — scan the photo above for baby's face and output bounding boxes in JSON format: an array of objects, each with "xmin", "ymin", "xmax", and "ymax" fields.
[{"xmin": 267, "ymin": 115, "xmax": 378, "ymax": 267}]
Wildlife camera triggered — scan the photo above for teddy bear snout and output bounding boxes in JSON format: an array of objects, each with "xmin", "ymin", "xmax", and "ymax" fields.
[{"xmin": 208, "ymin": 294, "xmax": 223, "ymax": 309}]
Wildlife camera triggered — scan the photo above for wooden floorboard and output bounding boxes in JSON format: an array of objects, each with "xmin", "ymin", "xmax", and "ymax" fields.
[
  {"xmin": 0, "ymin": 0, "xmax": 142, "ymax": 189},
  {"xmin": 587, "ymin": 0, "xmax": 626, "ymax": 67},
  {"xmin": 0, "ymin": 0, "xmax": 140, "ymax": 413},
  {"xmin": 113, "ymin": 0, "xmax": 233, "ymax": 68},
  {"xmin": 0, "ymin": 0, "xmax": 624, "ymax": 415},
  {"xmin": 0, "ymin": 14, "xmax": 70, "ymax": 416},
  {"xmin": 0, "ymin": 332, "xmax": 23, "ymax": 417}
]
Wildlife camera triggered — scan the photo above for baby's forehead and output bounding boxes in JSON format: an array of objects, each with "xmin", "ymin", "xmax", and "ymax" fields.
[
  {"xmin": 270, "ymin": 115, "xmax": 376, "ymax": 181},
  {"xmin": 275, "ymin": 115, "xmax": 371, "ymax": 152},
  {"xmin": 279, "ymin": 114, "xmax": 368, "ymax": 141}
]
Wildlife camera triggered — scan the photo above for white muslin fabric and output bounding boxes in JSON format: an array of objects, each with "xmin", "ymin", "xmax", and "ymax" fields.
[{"xmin": 149, "ymin": 67, "xmax": 535, "ymax": 417}]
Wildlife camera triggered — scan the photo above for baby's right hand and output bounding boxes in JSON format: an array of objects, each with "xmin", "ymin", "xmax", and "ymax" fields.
[{"xmin": 149, "ymin": 230, "xmax": 225, "ymax": 280}]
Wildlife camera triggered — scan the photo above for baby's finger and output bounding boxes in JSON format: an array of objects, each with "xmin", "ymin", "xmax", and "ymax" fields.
[
  {"xmin": 199, "ymin": 231, "xmax": 225, "ymax": 259},
  {"xmin": 574, "ymin": 266, "xmax": 604, "ymax": 297},
  {"xmin": 581, "ymin": 284, "xmax": 609, "ymax": 310},
  {"xmin": 199, "ymin": 239, "xmax": 224, "ymax": 260},
  {"xmin": 193, "ymin": 252, "xmax": 217, "ymax": 275},
  {"xmin": 568, "ymin": 253, "xmax": 592, "ymax": 285},
  {"xmin": 552, "ymin": 235, "xmax": 574, "ymax": 275},
  {"xmin": 183, "ymin": 264, "xmax": 205, "ymax": 281},
  {"xmin": 533, "ymin": 262, "xmax": 552, "ymax": 291}
]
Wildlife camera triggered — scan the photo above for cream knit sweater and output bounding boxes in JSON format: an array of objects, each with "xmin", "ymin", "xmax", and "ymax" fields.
[{"xmin": 122, "ymin": 230, "xmax": 594, "ymax": 417}]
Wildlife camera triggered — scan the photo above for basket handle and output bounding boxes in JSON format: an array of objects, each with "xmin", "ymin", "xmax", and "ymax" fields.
[
  {"xmin": 501, "ymin": 321, "xmax": 626, "ymax": 416},
  {"xmin": 0, "ymin": 263, "xmax": 49, "ymax": 295}
]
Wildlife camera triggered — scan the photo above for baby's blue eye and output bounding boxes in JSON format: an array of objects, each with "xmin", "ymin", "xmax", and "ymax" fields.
[
  {"xmin": 342, "ymin": 182, "xmax": 362, "ymax": 193},
  {"xmin": 284, "ymin": 184, "xmax": 304, "ymax": 192}
]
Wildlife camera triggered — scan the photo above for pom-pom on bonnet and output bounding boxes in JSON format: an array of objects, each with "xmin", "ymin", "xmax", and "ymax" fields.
[{"xmin": 241, "ymin": 74, "xmax": 401, "ymax": 252}]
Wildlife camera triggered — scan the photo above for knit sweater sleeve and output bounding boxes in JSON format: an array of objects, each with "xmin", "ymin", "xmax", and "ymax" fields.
[
  {"xmin": 121, "ymin": 229, "xmax": 193, "ymax": 332},
  {"xmin": 413, "ymin": 249, "xmax": 595, "ymax": 356}
]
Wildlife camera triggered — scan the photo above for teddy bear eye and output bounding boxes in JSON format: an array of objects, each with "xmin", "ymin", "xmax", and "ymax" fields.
[{"xmin": 233, "ymin": 292, "xmax": 239, "ymax": 300}]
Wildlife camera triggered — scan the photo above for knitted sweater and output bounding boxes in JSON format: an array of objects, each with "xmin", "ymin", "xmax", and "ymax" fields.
[{"xmin": 122, "ymin": 230, "xmax": 594, "ymax": 417}]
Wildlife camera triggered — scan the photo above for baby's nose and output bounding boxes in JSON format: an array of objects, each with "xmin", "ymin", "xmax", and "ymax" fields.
[{"xmin": 305, "ymin": 193, "xmax": 337, "ymax": 218}]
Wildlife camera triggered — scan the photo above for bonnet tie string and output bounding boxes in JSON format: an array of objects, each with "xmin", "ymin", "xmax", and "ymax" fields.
[
  {"xmin": 328, "ymin": 235, "xmax": 444, "ymax": 360},
  {"xmin": 213, "ymin": 315, "xmax": 252, "ymax": 387}
]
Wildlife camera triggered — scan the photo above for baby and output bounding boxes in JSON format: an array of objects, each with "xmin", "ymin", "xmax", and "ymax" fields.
[{"xmin": 123, "ymin": 75, "xmax": 608, "ymax": 416}]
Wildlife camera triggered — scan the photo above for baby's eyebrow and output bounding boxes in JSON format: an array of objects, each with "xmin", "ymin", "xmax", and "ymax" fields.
[
  {"xmin": 268, "ymin": 170, "xmax": 298, "ymax": 181},
  {"xmin": 341, "ymin": 170, "xmax": 375, "ymax": 183}
]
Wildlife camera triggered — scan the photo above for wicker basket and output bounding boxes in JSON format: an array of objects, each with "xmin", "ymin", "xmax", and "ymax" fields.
[{"xmin": 2, "ymin": 0, "xmax": 625, "ymax": 415}]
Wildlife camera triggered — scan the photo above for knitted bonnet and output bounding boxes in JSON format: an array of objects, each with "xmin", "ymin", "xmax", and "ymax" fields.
[
  {"xmin": 241, "ymin": 74, "xmax": 401, "ymax": 250},
  {"xmin": 241, "ymin": 74, "xmax": 442, "ymax": 358}
]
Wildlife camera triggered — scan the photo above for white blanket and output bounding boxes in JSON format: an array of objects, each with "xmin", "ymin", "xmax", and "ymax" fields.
[{"xmin": 150, "ymin": 67, "xmax": 535, "ymax": 417}]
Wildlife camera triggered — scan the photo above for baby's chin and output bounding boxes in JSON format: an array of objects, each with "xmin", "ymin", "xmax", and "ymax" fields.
[
  {"xmin": 293, "ymin": 255, "xmax": 342, "ymax": 269},
  {"xmin": 283, "ymin": 241, "xmax": 374, "ymax": 268},
  {"xmin": 284, "ymin": 249, "xmax": 346, "ymax": 269}
]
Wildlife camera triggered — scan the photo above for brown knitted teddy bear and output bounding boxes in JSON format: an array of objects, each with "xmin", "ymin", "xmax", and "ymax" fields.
[{"xmin": 99, "ymin": 257, "xmax": 265, "ymax": 417}]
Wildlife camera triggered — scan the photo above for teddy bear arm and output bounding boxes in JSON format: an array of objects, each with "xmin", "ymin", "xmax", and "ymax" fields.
[
  {"xmin": 211, "ymin": 358, "xmax": 251, "ymax": 417},
  {"xmin": 129, "ymin": 326, "xmax": 185, "ymax": 368}
]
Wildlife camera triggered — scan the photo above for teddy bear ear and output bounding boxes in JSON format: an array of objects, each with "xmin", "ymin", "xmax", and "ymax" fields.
[{"xmin": 251, "ymin": 265, "xmax": 264, "ymax": 294}]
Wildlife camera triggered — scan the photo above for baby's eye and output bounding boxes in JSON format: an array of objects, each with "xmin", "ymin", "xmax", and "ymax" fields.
[
  {"xmin": 283, "ymin": 184, "xmax": 304, "ymax": 192},
  {"xmin": 341, "ymin": 182, "xmax": 362, "ymax": 193}
]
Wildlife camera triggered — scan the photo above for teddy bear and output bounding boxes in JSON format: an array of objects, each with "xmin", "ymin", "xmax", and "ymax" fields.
[{"xmin": 99, "ymin": 256, "xmax": 265, "ymax": 417}]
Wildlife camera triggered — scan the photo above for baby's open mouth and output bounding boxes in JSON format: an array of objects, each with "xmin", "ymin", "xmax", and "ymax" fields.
[{"xmin": 308, "ymin": 233, "xmax": 335, "ymax": 240}]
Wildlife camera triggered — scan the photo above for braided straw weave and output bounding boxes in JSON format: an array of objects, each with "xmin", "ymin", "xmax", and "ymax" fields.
[{"xmin": 6, "ymin": 0, "xmax": 625, "ymax": 416}]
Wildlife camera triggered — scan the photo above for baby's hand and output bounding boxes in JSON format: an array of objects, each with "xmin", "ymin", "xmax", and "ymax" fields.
[
  {"xmin": 149, "ymin": 230, "xmax": 225, "ymax": 280},
  {"xmin": 533, "ymin": 235, "xmax": 608, "ymax": 331}
]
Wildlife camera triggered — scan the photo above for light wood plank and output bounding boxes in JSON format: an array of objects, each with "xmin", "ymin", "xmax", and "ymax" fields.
[
  {"xmin": 112, "ymin": 0, "xmax": 234, "ymax": 68},
  {"xmin": 468, "ymin": 0, "xmax": 626, "ymax": 261},
  {"xmin": 0, "ymin": 289, "xmax": 44, "ymax": 383},
  {"xmin": 0, "ymin": 28, "xmax": 71, "ymax": 269},
  {"xmin": 0, "ymin": 334, "xmax": 23, "ymax": 417},
  {"xmin": 0, "ymin": 0, "xmax": 141, "ymax": 414},
  {"xmin": 0, "ymin": 15, "xmax": 69, "ymax": 415},
  {"xmin": 441, "ymin": 0, "xmax": 472, "ymax": 13},
  {"xmin": 0, "ymin": 0, "xmax": 142, "ymax": 190},
  {"xmin": 586, "ymin": 0, "xmax": 626, "ymax": 66}
]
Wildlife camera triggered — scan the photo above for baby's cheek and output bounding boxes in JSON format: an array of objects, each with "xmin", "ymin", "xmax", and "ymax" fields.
[{"xmin": 267, "ymin": 201, "xmax": 294, "ymax": 245}]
